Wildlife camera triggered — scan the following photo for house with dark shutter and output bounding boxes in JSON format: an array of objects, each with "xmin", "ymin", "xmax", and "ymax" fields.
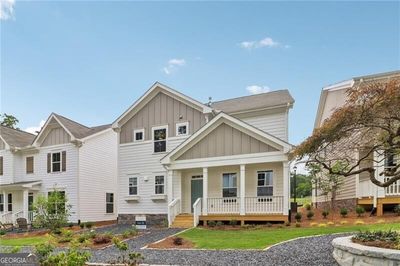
[{"xmin": 0, "ymin": 113, "xmax": 117, "ymax": 224}]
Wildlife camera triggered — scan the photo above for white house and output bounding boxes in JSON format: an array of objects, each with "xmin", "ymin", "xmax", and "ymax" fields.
[
  {"xmin": 112, "ymin": 82, "xmax": 294, "ymax": 227},
  {"xmin": 0, "ymin": 113, "xmax": 118, "ymax": 224}
]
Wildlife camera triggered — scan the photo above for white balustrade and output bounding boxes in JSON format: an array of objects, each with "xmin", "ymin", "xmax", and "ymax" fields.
[{"xmin": 193, "ymin": 198, "xmax": 202, "ymax": 227}]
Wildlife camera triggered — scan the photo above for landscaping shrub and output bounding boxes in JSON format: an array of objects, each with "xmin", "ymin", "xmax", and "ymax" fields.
[
  {"xmin": 322, "ymin": 209, "xmax": 329, "ymax": 219},
  {"xmin": 216, "ymin": 221, "xmax": 224, "ymax": 227},
  {"xmin": 266, "ymin": 222, "xmax": 272, "ymax": 227},
  {"xmin": 3, "ymin": 246, "xmax": 21, "ymax": 253},
  {"xmin": 394, "ymin": 205, "xmax": 400, "ymax": 216},
  {"xmin": 61, "ymin": 229, "xmax": 73, "ymax": 237},
  {"xmin": 122, "ymin": 228, "xmax": 138, "ymax": 239},
  {"xmin": 0, "ymin": 229, "xmax": 6, "ymax": 236},
  {"xmin": 295, "ymin": 212, "xmax": 302, "ymax": 222},
  {"xmin": 304, "ymin": 203, "xmax": 312, "ymax": 211},
  {"xmin": 356, "ymin": 206, "xmax": 365, "ymax": 217},
  {"xmin": 285, "ymin": 221, "xmax": 291, "ymax": 226},
  {"xmin": 93, "ymin": 234, "xmax": 112, "ymax": 245},
  {"xmin": 229, "ymin": 219, "xmax": 238, "ymax": 226},
  {"xmin": 85, "ymin": 222, "xmax": 94, "ymax": 229},
  {"xmin": 306, "ymin": 210, "xmax": 314, "ymax": 220},
  {"xmin": 78, "ymin": 233, "xmax": 93, "ymax": 243},
  {"xmin": 353, "ymin": 230, "xmax": 400, "ymax": 249},
  {"xmin": 318, "ymin": 223, "xmax": 327, "ymax": 228},
  {"xmin": 113, "ymin": 237, "xmax": 128, "ymax": 251},
  {"xmin": 354, "ymin": 220, "xmax": 365, "ymax": 225},
  {"xmin": 44, "ymin": 247, "xmax": 91, "ymax": 265},
  {"xmin": 327, "ymin": 221, "xmax": 335, "ymax": 226},
  {"xmin": 79, "ymin": 223, "xmax": 85, "ymax": 229},
  {"xmin": 173, "ymin": 237, "xmax": 183, "ymax": 246},
  {"xmin": 277, "ymin": 224, "xmax": 284, "ymax": 229},
  {"xmin": 310, "ymin": 222, "xmax": 318, "ymax": 227},
  {"xmin": 52, "ymin": 228, "xmax": 62, "ymax": 235},
  {"xmin": 295, "ymin": 222, "xmax": 301, "ymax": 227},
  {"xmin": 207, "ymin": 220, "xmax": 216, "ymax": 227},
  {"xmin": 340, "ymin": 220, "xmax": 348, "ymax": 225},
  {"xmin": 34, "ymin": 242, "xmax": 55, "ymax": 263},
  {"xmin": 68, "ymin": 223, "xmax": 74, "ymax": 228},
  {"xmin": 58, "ymin": 236, "xmax": 73, "ymax": 243},
  {"xmin": 340, "ymin": 207, "xmax": 348, "ymax": 218}
]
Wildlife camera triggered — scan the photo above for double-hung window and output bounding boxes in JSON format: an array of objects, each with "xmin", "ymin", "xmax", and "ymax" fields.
[
  {"xmin": 257, "ymin": 171, "xmax": 273, "ymax": 196},
  {"xmin": 385, "ymin": 151, "xmax": 398, "ymax": 171},
  {"xmin": 222, "ymin": 173, "xmax": 237, "ymax": 197},
  {"xmin": 0, "ymin": 194, "xmax": 3, "ymax": 212},
  {"xmin": 26, "ymin": 156, "xmax": 34, "ymax": 174},
  {"xmin": 155, "ymin": 176, "xmax": 165, "ymax": 194},
  {"xmin": 106, "ymin": 193, "xmax": 114, "ymax": 213},
  {"xmin": 48, "ymin": 191, "xmax": 66, "ymax": 214},
  {"xmin": 7, "ymin": 193, "xmax": 12, "ymax": 211},
  {"xmin": 153, "ymin": 127, "xmax": 167, "ymax": 153},
  {"xmin": 52, "ymin": 152, "xmax": 61, "ymax": 172},
  {"xmin": 133, "ymin": 129, "xmax": 144, "ymax": 142},
  {"xmin": 176, "ymin": 122, "xmax": 189, "ymax": 136},
  {"xmin": 129, "ymin": 177, "xmax": 138, "ymax": 195}
]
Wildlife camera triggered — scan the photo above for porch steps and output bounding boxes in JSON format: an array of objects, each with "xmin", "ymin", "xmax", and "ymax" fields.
[{"xmin": 171, "ymin": 214, "xmax": 194, "ymax": 228}]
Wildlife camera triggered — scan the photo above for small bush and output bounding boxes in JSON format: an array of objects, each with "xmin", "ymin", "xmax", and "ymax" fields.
[
  {"xmin": 285, "ymin": 221, "xmax": 291, "ymax": 226},
  {"xmin": 295, "ymin": 222, "xmax": 301, "ymax": 227},
  {"xmin": 304, "ymin": 203, "xmax": 312, "ymax": 211},
  {"xmin": 229, "ymin": 219, "xmax": 238, "ymax": 226},
  {"xmin": 277, "ymin": 224, "xmax": 284, "ymax": 229},
  {"xmin": 377, "ymin": 219, "xmax": 386, "ymax": 224},
  {"xmin": 318, "ymin": 223, "xmax": 327, "ymax": 228},
  {"xmin": 310, "ymin": 222, "xmax": 318, "ymax": 227},
  {"xmin": 207, "ymin": 220, "xmax": 216, "ymax": 227},
  {"xmin": 78, "ymin": 233, "xmax": 92, "ymax": 243},
  {"xmin": 35, "ymin": 242, "xmax": 55, "ymax": 263},
  {"xmin": 295, "ymin": 212, "xmax": 302, "ymax": 222},
  {"xmin": 173, "ymin": 237, "xmax": 183, "ymax": 246},
  {"xmin": 306, "ymin": 210, "xmax": 314, "ymax": 220},
  {"xmin": 322, "ymin": 209, "xmax": 329, "ymax": 219},
  {"xmin": 394, "ymin": 205, "xmax": 400, "ymax": 216},
  {"xmin": 53, "ymin": 228, "xmax": 62, "ymax": 235},
  {"xmin": 356, "ymin": 206, "xmax": 365, "ymax": 217},
  {"xmin": 340, "ymin": 220, "xmax": 348, "ymax": 225},
  {"xmin": 353, "ymin": 230, "xmax": 399, "ymax": 243},
  {"xmin": 58, "ymin": 236, "xmax": 73, "ymax": 243},
  {"xmin": 266, "ymin": 222, "xmax": 272, "ymax": 227},
  {"xmin": 327, "ymin": 221, "xmax": 335, "ymax": 226},
  {"xmin": 340, "ymin": 207, "xmax": 348, "ymax": 218},
  {"xmin": 354, "ymin": 220, "xmax": 365, "ymax": 225},
  {"xmin": 112, "ymin": 237, "xmax": 128, "ymax": 251},
  {"xmin": 85, "ymin": 222, "xmax": 94, "ymax": 229},
  {"xmin": 44, "ymin": 247, "xmax": 90, "ymax": 266},
  {"xmin": 216, "ymin": 221, "xmax": 224, "ymax": 227},
  {"xmin": 61, "ymin": 229, "xmax": 73, "ymax": 237},
  {"xmin": 3, "ymin": 246, "xmax": 21, "ymax": 253},
  {"xmin": 79, "ymin": 223, "xmax": 85, "ymax": 229},
  {"xmin": 0, "ymin": 230, "xmax": 6, "ymax": 236},
  {"xmin": 68, "ymin": 223, "xmax": 74, "ymax": 228},
  {"xmin": 93, "ymin": 234, "xmax": 112, "ymax": 245}
]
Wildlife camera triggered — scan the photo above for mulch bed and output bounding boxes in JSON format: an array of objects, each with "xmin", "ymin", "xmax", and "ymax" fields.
[
  {"xmin": 147, "ymin": 236, "xmax": 194, "ymax": 249},
  {"xmin": 352, "ymin": 239, "xmax": 399, "ymax": 250}
]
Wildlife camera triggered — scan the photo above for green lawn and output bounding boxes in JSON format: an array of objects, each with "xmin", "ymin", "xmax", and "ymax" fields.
[
  {"xmin": 179, "ymin": 222, "xmax": 400, "ymax": 249},
  {"xmin": 0, "ymin": 235, "xmax": 52, "ymax": 246}
]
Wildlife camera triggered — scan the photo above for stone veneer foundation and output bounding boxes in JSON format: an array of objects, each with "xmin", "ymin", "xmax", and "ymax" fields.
[
  {"xmin": 118, "ymin": 214, "xmax": 168, "ymax": 227},
  {"xmin": 315, "ymin": 198, "xmax": 357, "ymax": 211},
  {"xmin": 332, "ymin": 236, "xmax": 400, "ymax": 266}
]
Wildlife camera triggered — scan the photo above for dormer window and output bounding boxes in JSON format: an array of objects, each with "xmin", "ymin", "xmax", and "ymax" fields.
[
  {"xmin": 176, "ymin": 122, "xmax": 189, "ymax": 136},
  {"xmin": 133, "ymin": 129, "xmax": 144, "ymax": 142}
]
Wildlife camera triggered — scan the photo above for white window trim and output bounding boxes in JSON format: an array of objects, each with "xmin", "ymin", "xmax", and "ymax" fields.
[
  {"xmin": 222, "ymin": 173, "xmax": 238, "ymax": 197},
  {"xmin": 133, "ymin": 129, "xmax": 145, "ymax": 142},
  {"xmin": 129, "ymin": 177, "xmax": 138, "ymax": 195},
  {"xmin": 154, "ymin": 175, "xmax": 165, "ymax": 195},
  {"xmin": 51, "ymin": 152, "xmax": 61, "ymax": 173},
  {"xmin": 257, "ymin": 170, "xmax": 273, "ymax": 196},
  {"xmin": 152, "ymin": 125, "xmax": 168, "ymax": 153},
  {"xmin": 176, "ymin": 121, "xmax": 189, "ymax": 136}
]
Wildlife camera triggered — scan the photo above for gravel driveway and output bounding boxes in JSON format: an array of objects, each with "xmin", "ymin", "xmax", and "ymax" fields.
[{"xmin": 90, "ymin": 227, "xmax": 348, "ymax": 266}]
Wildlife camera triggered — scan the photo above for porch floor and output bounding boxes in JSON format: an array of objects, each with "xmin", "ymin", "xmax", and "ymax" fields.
[{"xmin": 200, "ymin": 214, "xmax": 288, "ymax": 225}]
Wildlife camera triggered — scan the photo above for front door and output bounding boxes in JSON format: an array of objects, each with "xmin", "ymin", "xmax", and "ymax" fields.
[{"xmin": 191, "ymin": 178, "xmax": 203, "ymax": 212}]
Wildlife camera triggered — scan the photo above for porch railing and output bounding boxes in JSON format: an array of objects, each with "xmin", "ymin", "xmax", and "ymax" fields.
[
  {"xmin": 385, "ymin": 177, "xmax": 400, "ymax": 196},
  {"xmin": 168, "ymin": 198, "xmax": 181, "ymax": 226},
  {"xmin": 14, "ymin": 210, "xmax": 24, "ymax": 221},
  {"xmin": 245, "ymin": 196, "xmax": 284, "ymax": 214},
  {"xmin": 1, "ymin": 212, "xmax": 13, "ymax": 224},
  {"xmin": 28, "ymin": 211, "xmax": 35, "ymax": 223},
  {"xmin": 193, "ymin": 198, "xmax": 202, "ymax": 227},
  {"xmin": 207, "ymin": 197, "xmax": 240, "ymax": 214}
]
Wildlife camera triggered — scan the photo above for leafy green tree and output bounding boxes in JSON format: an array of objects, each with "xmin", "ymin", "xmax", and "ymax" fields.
[
  {"xmin": 290, "ymin": 174, "xmax": 312, "ymax": 198},
  {"xmin": 0, "ymin": 113, "xmax": 19, "ymax": 129}
]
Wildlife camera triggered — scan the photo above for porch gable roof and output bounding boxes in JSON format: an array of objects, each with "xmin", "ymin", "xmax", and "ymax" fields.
[{"xmin": 161, "ymin": 112, "xmax": 293, "ymax": 165}]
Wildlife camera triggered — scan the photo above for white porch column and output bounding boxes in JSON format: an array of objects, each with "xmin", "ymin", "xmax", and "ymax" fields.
[
  {"xmin": 240, "ymin": 164, "xmax": 245, "ymax": 215},
  {"xmin": 202, "ymin": 167, "xmax": 208, "ymax": 215},
  {"xmin": 2, "ymin": 191, "xmax": 7, "ymax": 213},
  {"xmin": 283, "ymin": 162, "xmax": 289, "ymax": 215},
  {"xmin": 22, "ymin": 189, "xmax": 29, "ymax": 219},
  {"xmin": 167, "ymin": 170, "xmax": 174, "ymax": 204}
]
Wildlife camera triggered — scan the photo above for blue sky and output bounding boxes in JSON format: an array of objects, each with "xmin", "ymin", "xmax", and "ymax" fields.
[{"xmin": 1, "ymin": 1, "xmax": 399, "ymax": 145}]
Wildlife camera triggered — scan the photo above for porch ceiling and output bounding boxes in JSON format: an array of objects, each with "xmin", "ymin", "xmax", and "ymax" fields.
[{"xmin": 0, "ymin": 180, "xmax": 42, "ymax": 190}]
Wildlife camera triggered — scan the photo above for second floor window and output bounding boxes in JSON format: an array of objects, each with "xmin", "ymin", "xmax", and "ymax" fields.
[
  {"xmin": 153, "ymin": 127, "xmax": 167, "ymax": 153},
  {"xmin": 47, "ymin": 151, "xmax": 66, "ymax": 173},
  {"xmin": 26, "ymin": 156, "xmax": 34, "ymax": 174},
  {"xmin": 133, "ymin": 129, "xmax": 144, "ymax": 142},
  {"xmin": 176, "ymin": 122, "xmax": 189, "ymax": 136},
  {"xmin": 155, "ymin": 176, "xmax": 165, "ymax": 194},
  {"xmin": 129, "ymin": 177, "xmax": 138, "ymax": 195},
  {"xmin": 52, "ymin": 153, "xmax": 61, "ymax": 172},
  {"xmin": 0, "ymin": 156, "xmax": 3, "ymax": 175}
]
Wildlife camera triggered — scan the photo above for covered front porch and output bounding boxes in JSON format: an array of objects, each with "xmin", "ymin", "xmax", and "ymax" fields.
[
  {"xmin": 0, "ymin": 181, "xmax": 41, "ymax": 225},
  {"xmin": 167, "ymin": 161, "xmax": 290, "ymax": 227}
]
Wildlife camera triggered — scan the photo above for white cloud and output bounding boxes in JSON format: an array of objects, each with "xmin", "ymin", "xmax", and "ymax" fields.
[
  {"xmin": 163, "ymin": 58, "xmax": 186, "ymax": 75},
  {"xmin": 25, "ymin": 120, "xmax": 46, "ymax": 135},
  {"xmin": 240, "ymin": 36, "xmax": 287, "ymax": 50},
  {"xmin": 246, "ymin": 85, "xmax": 271, "ymax": 95},
  {"xmin": 0, "ymin": 0, "xmax": 15, "ymax": 20}
]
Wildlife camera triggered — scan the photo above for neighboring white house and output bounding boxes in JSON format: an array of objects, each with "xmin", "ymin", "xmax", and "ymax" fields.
[
  {"xmin": 112, "ymin": 82, "xmax": 294, "ymax": 227},
  {"xmin": 0, "ymin": 113, "xmax": 118, "ymax": 224},
  {"xmin": 313, "ymin": 70, "xmax": 400, "ymax": 216}
]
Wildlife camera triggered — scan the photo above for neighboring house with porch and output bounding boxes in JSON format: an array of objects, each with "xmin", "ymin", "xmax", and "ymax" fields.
[
  {"xmin": 313, "ymin": 70, "xmax": 400, "ymax": 216},
  {"xmin": 0, "ymin": 113, "xmax": 118, "ymax": 225},
  {"xmin": 112, "ymin": 82, "xmax": 294, "ymax": 227}
]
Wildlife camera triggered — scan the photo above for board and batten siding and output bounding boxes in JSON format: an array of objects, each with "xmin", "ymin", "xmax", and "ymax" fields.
[
  {"xmin": 118, "ymin": 137, "xmax": 186, "ymax": 214},
  {"xmin": 120, "ymin": 92, "xmax": 206, "ymax": 144},
  {"xmin": 180, "ymin": 163, "xmax": 284, "ymax": 213},
  {"xmin": 177, "ymin": 123, "xmax": 278, "ymax": 160},
  {"xmin": 78, "ymin": 129, "xmax": 118, "ymax": 222},
  {"xmin": 41, "ymin": 127, "xmax": 71, "ymax": 147}
]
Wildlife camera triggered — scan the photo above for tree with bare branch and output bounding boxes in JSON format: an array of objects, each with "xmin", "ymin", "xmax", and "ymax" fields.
[{"xmin": 293, "ymin": 78, "xmax": 400, "ymax": 188}]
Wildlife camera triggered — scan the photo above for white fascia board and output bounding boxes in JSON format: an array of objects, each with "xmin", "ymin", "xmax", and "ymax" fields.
[
  {"xmin": 0, "ymin": 135, "xmax": 10, "ymax": 150},
  {"xmin": 112, "ymin": 82, "xmax": 213, "ymax": 129},
  {"xmin": 323, "ymin": 79, "xmax": 354, "ymax": 91},
  {"xmin": 166, "ymin": 152, "xmax": 288, "ymax": 170}
]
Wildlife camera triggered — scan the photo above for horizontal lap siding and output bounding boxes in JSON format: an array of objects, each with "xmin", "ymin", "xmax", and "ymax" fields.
[
  {"xmin": 0, "ymin": 150, "xmax": 14, "ymax": 184},
  {"xmin": 240, "ymin": 112, "xmax": 288, "ymax": 141},
  {"xmin": 79, "ymin": 130, "xmax": 118, "ymax": 222},
  {"xmin": 118, "ymin": 138, "xmax": 186, "ymax": 214}
]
